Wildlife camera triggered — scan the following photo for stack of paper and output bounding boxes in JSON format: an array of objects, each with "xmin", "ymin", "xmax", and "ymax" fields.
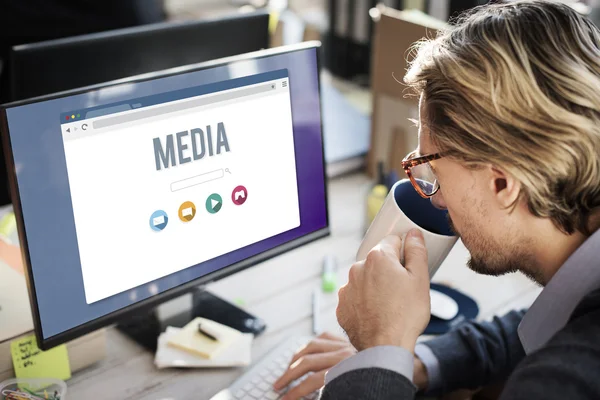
[
  {"xmin": 155, "ymin": 318, "xmax": 253, "ymax": 369},
  {"xmin": 167, "ymin": 317, "xmax": 243, "ymax": 359}
]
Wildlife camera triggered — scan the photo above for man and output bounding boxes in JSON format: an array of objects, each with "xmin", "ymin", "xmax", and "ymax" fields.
[{"xmin": 273, "ymin": 0, "xmax": 600, "ymax": 398}]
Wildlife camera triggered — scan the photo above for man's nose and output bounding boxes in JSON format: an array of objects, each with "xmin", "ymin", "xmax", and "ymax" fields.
[{"xmin": 431, "ymin": 190, "xmax": 447, "ymax": 210}]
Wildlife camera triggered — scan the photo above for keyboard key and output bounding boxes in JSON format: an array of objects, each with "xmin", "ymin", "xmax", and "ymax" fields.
[
  {"xmin": 243, "ymin": 383, "xmax": 253, "ymax": 392},
  {"xmin": 265, "ymin": 391, "xmax": 280, "ymax": 400},
  {"xmin": 216, "ymin": 337, "xmax": 316, "ymax": 400},
  {"xmin": 267, "ymin": 363, "xmax": 280, "ymax": 372}
]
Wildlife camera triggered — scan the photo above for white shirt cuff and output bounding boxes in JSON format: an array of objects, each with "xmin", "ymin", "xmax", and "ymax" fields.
[{"xmin": 414, "ymin": 343, "xmax": 442, "ymax": 393}]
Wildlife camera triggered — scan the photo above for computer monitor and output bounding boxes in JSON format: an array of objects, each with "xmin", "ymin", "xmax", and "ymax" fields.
[
  {"xmin": 0, "ymin": 42, "xmax": 328, "ymax": 350},
  {"xmin": 8, "ymin": 11, "xmax": 270, "ymax": 102},
  {"xmin": 0, "ymin": 11, "xmax": 269, "ymax": 209}
]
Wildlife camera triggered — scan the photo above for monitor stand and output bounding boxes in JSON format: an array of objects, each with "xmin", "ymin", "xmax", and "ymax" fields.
[{"xmin": 116, "ymin": 288, "xmax": 266, "ymax": 351}]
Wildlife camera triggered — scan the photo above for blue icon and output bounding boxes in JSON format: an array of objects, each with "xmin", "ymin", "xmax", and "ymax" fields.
[{"xmin": 150, "ymin": 210, "xmax": 168, "ymax": 231}]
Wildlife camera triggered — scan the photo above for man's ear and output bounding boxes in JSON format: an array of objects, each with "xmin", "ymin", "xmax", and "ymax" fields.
[{"xmin": 489, "ymin": 166, "xmax": 521, "ymax": 208}]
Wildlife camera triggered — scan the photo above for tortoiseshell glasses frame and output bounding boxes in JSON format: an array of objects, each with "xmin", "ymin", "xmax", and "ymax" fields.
[{"xmin": 401, "ymin": 150, "xmax": 443, "ymax": 198}]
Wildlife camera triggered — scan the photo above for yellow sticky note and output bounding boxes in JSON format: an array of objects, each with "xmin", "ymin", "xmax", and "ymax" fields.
[
  {"xmin": 11, "ymin": 335, "xmax": 71, "ymax": 381},
  {"xmin": 0, "ymin": 211, "xmax": 16, "ymax": 238},
  {"xmin": 269, "ymin": 12, "xmax": 280, "ymax": 36}
]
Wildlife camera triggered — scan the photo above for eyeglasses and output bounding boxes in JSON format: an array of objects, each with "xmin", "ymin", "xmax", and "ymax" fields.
[{"xmin": 401, "ymin": 150, "xmax": 443, "ymax": 198}]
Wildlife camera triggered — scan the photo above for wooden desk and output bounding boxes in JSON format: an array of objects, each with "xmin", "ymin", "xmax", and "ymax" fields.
[{"xmin": 66, "ymin": 173, "xmax": 540, "ymax": 399}]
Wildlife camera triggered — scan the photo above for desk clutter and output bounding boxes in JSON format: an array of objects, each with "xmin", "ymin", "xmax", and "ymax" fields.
[
  {"xmin": 155, "ymin": 318, "xmax": 254, "ymax": 369},
  {"xmin": 0, "ymin": 378, "xmax": 67, "ymax": 400}
]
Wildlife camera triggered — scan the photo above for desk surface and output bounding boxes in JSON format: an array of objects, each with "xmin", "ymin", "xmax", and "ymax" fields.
[{"xmin": 67, "ymin": 173, "xmax": 541, "ymax": 399}]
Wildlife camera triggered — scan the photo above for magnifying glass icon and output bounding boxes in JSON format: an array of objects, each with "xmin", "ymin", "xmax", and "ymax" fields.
[{"xmin": 225, "ymin": 168, "xmax": 231, "ymax": 174}]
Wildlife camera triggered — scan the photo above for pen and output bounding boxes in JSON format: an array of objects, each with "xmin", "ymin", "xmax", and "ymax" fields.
[
  {"xmin": 197, "ymin": 323, "xmax": 219, "ymax": 341},
  {"xmin": 312, "ymin": 288, "xmax": 321, "ymax": 335}
]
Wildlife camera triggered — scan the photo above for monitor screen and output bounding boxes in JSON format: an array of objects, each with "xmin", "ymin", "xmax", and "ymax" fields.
[{"xmin": 0, "ymin": 43, "xmax": 328, "ymax": 349}]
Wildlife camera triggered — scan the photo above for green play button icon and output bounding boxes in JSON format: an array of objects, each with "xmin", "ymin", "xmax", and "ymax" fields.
[{"xmin": 205, "ymin": 193, "xmax": 223, "ymax": 214}]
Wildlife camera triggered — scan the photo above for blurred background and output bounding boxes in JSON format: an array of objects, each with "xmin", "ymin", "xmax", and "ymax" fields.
[
  {"xmin": 0, "ymin": 0, "xmax": 595, "ymax": 205},
  {"xmin": 1, "ymin": 0, "xmax": 594, "ymax": 102}
]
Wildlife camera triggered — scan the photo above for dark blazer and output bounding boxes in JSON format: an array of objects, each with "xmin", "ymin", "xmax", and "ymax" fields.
[{"xmin": 321, "ymin": 287, "xmax": 600, "ymax": 399}]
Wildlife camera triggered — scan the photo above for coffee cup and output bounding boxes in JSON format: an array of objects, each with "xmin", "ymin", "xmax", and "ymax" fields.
[{"xmin": 356, "ymin": 179, "xmax": 458, "ymax": 278}]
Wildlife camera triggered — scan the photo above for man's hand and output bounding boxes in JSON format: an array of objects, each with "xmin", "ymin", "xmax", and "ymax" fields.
[
  {"xmin": 336, "ymin": 229, "xmax": 431, "ymax": 352},
  {"xmin": 273, "ymin": 332, "xmax": 356, "ymax": 400}
]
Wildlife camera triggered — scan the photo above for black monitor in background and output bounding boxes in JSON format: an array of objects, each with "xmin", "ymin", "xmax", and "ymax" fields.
[
  {"xmin": 0, "ymin": 11, "xmax": 270, "ymax": 207},
  {"xmin": 9, "ymin": 11, "xmax": 270, "ymax": 102},
  {"xmin": 0, "ymin": 42, "xmax": 328, "ymax": 351}
]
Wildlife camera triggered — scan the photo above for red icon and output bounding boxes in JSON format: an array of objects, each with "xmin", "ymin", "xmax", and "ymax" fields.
[{"xmin": 232, "ymin": 185, "xmax": 248, "ymax": 205}]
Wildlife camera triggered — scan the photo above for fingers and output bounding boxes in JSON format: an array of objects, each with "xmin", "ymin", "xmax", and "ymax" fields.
[
  {"xmin": 288, "ymin": 338, "xmax": 350, "ymax": 367},
  {"xmin": 274, "ymin": 351, "xmax": 348, "ymax": 391},
  {"xmin": 336, "ymin": 283, "xmax": 352, "ymax": 334},
  {"xmin": 317, "ymin": 331, "xmax": 347, "ymax": 342},
  {"xmin": 348, "ymin": 261, "xmax": 364, "ymax": 285},
  {"xmin": 281, "ymin": 370, "xmax": 326, "ymax": 400},
  {"xmin": 403, "ymin": 229, "xmax": 429, "ymax": 279},
  {"xmin": 370, "ymin": 235, "xmax": 403, "ymax": 261}
]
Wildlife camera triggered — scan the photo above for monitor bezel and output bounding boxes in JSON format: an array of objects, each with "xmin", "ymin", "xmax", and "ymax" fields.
[{"xmin": 0, "ymin": 41, "xmax": 330, "ymax": 350}]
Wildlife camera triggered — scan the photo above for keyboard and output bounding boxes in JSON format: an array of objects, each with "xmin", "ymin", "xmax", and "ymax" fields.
[{"xmin": 210, "ymin": 335, "xmax": 319, "ymax": 400}]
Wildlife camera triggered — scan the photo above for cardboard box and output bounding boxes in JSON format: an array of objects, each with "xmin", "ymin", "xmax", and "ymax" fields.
[
  {"xmin": 367, "ymin": 6, "xmax": 447, "ymax": 177},
  {"xmin": 269, "ymin": 9, "xmax": 326, "ymax": 48}
]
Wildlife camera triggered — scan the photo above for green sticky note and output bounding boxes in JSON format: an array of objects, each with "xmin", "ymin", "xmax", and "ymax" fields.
[{"xmin": 11, "ymin": 335, "xmax": 71, "ymax": 381}]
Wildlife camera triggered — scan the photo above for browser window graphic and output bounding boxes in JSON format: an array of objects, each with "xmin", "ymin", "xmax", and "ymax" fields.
[{"xmin": 60, "ymin": 71, "xmax": 300, "ymax": 304}]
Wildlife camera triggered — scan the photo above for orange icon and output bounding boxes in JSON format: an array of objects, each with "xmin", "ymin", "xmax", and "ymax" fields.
[{"xmin": 178, "ymin": 201, "xmax": 197, "ymax": 222}]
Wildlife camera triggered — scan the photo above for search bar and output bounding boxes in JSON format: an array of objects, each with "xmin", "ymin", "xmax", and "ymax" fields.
[
  {"xmin": 171, "ymin": 169, "xmax": 224, "ymax": 192},
  {"xmin": 93, "ymin": 83, "xmax": 276, "ymax": 130}
]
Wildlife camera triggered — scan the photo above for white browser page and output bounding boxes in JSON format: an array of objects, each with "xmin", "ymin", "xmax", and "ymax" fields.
[{"xmin": 61, "ymin": 77, "xmax": 300, "ymax": 304}]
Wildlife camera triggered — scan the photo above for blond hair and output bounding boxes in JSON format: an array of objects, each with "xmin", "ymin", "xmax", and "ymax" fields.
[{"xmin": 405, "ymin": 0, "xmax": 600, "ymax": 235}]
